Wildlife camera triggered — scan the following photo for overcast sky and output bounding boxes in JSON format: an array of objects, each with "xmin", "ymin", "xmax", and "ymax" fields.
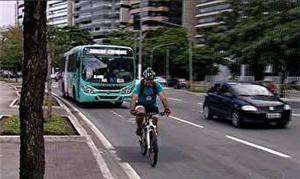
[{"xmin": 0, "ymin": 1, "xmax": 16, "ymax": 27}]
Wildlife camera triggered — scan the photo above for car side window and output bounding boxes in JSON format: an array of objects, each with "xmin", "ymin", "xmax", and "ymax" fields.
[
  {"xmin": 219, "ymin": 85, "xmax": 232, "ymax": 96},
  {"xmin": 208, "ymin": 84, "xmax": 221, "ymax": 94}
]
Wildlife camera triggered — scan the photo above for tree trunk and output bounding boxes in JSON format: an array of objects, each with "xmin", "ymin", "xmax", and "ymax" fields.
[{"xmin": 19, "ymin": 1, "xmax": 47, "ymax": 179}]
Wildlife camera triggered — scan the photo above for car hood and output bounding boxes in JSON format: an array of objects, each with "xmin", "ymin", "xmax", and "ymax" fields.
[{"xmin": 240, "ymin": 96, "xmax": 284, "ymax": 107}]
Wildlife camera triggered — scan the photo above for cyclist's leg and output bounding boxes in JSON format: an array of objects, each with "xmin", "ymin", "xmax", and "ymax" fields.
[
  {"xmin": 148, "ymin": 106, "xmax": 159, "ymax": 134},
  {"xmin": 135, "ymin": 105, "xmax": 145, "ymax": 136}
]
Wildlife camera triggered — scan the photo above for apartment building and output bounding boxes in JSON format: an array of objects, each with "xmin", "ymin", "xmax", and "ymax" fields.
[
  {"xmin": 195, "ymin": 0, "xmax": 231, "ymax": 43},
  {"xmin": 16, "ymin": 0, "xmax": 74, "ymax": 27},
  {"xmin": 74, "ymin": 0, "xmax": 121, "ymax": 43},
  {"xmin": 128, "ymin": 0, "xmax": 182, "ymax": 31}
]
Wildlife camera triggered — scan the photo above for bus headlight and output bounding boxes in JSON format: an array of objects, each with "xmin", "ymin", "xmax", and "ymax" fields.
[
  {"xmin": 80, "ymin": 85, "xmax": 95, "ymax": 94},
  {"xmin": 122, "ymin": 86, "xmax": 134, "ymax": 94}
]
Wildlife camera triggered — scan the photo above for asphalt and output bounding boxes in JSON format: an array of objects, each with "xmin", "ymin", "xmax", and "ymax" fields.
[{"xmin": 53, "ymin": 86, "xmax": 300, "ymax": 179}]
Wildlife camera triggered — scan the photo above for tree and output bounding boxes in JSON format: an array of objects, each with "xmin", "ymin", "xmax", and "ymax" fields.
[
  {"xmin": 0, "ymin": 26, "xmax": 23, "ymax": 71},
  {"xmin": 19, "ymin": 1, "xmax": 47, "ymax": 178},
  {"xmin": 203, "ymin": 0, "xmax": 300, "ymax": 81},
  {"xmin": 48, "ymin": 26, "xmax": 93, "ymax": 69},
  {"xmin": 104, "ymin": 27, "xmax": 221, "ymax": 80}
]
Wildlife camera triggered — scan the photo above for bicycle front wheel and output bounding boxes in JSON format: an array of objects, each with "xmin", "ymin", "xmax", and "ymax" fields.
[{"xmin": 148, "ymin": 130, "xmax": 158, "ymax": 167}]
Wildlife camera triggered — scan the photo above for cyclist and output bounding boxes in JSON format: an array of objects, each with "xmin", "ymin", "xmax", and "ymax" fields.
[{"xmin": 130, "ymin": 67, "xmax": 171, "ymax": 136}]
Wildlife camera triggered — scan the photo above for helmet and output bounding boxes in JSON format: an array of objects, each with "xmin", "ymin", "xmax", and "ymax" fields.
[{"xmin": 143, "ymin": 67, "xmax": 156, "ymax": 80}]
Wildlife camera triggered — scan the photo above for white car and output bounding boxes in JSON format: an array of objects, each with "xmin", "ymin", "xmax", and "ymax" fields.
[{"xmin": 155, "ymin": 76, "xmax": 167, "ymax": 86}]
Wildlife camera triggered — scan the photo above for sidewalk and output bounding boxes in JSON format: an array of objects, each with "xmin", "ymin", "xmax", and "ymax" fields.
[{"xmin": 0, "ymin": 81, "xmax": 104, "ymax": 179}]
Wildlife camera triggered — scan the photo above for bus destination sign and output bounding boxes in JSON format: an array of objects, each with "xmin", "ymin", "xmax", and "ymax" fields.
[{"xmin": 85, "ymin": 47, "xmax": 133, "ymax": 57}]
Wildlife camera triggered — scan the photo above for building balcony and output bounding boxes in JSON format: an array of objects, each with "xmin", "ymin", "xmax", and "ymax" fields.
[
  {"xmin": 130, "ymin": 6, "xmax": 169, "ymax": 14},
  {"xmin": 196, "ymin": 0, "xmax": 227, "ymax": 8},
  {"xmin": 196, "ymin": 9, "xmax": 232, "ymax": 18},
  {"xmin": 195, "ymin": 21, "xmax": 224, "ymax": 28}
]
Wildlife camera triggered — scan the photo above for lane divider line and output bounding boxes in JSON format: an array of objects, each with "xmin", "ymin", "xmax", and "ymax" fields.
[
  {"xmin": 226, "ymin": 135, "xmax": 292, "ymax": 159},
  {"xmin": 110, "ymin": 110, "xmax": 126, "ymax": 120},
  {"xmin": 292, "ymin": 113, "xmax": 300, "ymax": 117},
  {"xmin": 168, "ymin": 97, "xmax": 183, "ymax": 102},
  {"xmin": 170, "ymin": 115, "xmax": 204, "ymax": 128},
  {"xmin": 197, "ymin": 102, "xmax": 203, "ymax": 105}
]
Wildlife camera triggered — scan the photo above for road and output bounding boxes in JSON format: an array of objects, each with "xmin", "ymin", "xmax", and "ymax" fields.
[{"xmin": 54, "ymin": 86, "xmax": 300, "ymax": 179}]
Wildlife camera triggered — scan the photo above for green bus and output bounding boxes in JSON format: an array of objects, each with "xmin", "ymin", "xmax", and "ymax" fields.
[{"xmin": 62, "ymin": 45, "xmax": 136, "ymax": 106}]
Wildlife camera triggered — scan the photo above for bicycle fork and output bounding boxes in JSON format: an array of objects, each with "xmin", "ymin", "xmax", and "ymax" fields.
[{"xmin": 146, "ymin": 119, "xmax": 157, "ymax": 150}]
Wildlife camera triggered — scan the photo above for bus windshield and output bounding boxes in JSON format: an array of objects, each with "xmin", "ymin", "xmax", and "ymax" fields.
[{"xmin": 81, "ymin": 54, "xmax": 134, "ymax": 84}]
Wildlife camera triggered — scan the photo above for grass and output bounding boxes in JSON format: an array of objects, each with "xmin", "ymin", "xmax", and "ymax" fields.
[
  {"xmin": 190, "ymin": 87, "xmax": 208, "ymax": 93},
  {"xmin": 0, "ymin": 115, "xmax": 77, "ymax": 135}
]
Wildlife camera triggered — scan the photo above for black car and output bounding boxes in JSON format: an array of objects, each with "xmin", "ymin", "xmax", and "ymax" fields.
[{"xmin": 203, "ymin": 82, "xmax": 291, "ymax": 128}]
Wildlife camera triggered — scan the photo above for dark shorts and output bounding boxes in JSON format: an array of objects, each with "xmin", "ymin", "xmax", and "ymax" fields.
[{"xmin": 136, "ymin": 103, "xmax": 159, "ymax": 113}]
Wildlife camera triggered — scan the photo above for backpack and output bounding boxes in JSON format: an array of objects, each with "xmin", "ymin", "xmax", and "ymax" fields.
[{"xmin": 139, "ymin": 79, "xmax": 158, "ymax": 96}]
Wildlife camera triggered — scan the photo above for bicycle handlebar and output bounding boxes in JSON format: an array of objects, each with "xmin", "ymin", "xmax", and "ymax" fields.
[{"xmin": 134, "ymin": 111, "xmax": 165, "ymax": 117}]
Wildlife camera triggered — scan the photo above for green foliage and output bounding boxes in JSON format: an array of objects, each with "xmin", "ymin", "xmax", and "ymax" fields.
[
  {"xmin": 0, "ymin": 115, "xmax": 75, "ymax": 135},
  {"xmin": 203, "ymin": 0, "xmax": 300, "ymax": 80},
  {"xmin": 105, "ymin": 27, "xmax": 221, "ymax": 80},
  {"xmin": 48, "ymin": 26, "xmax": 93, "ymax": 69},
  {"xmin": 0, "ymin": 115, "xmax": 20, "ymax": 135},
  {"xmin": 44, "ymin": 115, "xmax": 67, "ymax": 135},
  {"xmin": 0, "ymin": 26, "xmax": 23, "ymax": 70},
  {"xmin": 0, "ymin": 25, "xmax": 93, "ymax": 70}
]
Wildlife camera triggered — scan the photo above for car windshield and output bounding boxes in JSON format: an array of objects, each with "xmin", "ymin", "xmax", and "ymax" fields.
[
  {"xmin": 232, "ymin": 84, "xmax": 273, "ymax": 96},
  {"xmin": 81, "ymin": 55, "xmax": 134, "ymax": 84}
]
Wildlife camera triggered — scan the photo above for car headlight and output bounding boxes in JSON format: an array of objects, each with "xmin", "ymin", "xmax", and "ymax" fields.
[
  {"xmin": 241, "ymin": 105, "xmax": 258, "ymax": 111},
  {"xmin": 122, "ymin": 86, "xmax": 134, "ymax": 94},
  {"xmin": 80, "ymin": 85, "xmax": 95, "ymax": 94},
  {"xmin": 284, "ymin": 104, "xmax": 291, "ymax": 110}
]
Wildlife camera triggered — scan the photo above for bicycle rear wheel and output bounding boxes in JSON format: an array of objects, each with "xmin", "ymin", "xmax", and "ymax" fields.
[{"xmin": 148, "ymin": 130, "xmax": 158, "ymax": 167}]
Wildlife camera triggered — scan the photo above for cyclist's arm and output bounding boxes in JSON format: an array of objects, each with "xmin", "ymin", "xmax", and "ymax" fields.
[
  {"xmin": 158, "ymin": 91, "xmax": 170, "ymax": 110},
  {"xmin": 130, "ymin": 94, "xmax": 138, "ymax": 111}
]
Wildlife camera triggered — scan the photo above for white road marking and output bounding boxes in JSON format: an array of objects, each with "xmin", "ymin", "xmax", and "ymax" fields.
[
  {"xmin": 9, "ymin": 98, "xmax": 18, "ymax": 108},
  {"xmin": 110, "ymin": 110, "xmax": 126, "ymax": 120},
  {"xmin": 53, "ymin": 93, "xmax": 141, "ymax": 179},
  {"xmin": 197, "ymin": 102, "xmax": 203, "ymax": 105},
  {"xmin": 54, "ymin": 95, "xmax": 114, "ymax": 179},
  {"xmin": 226, "ymin": 135, "xmax": 291, "ymax": 159},
  {"xmin": 168, "ymin": 97, "xmax": 183, "ymax": 102},
  {"xmin": 292, "ymin": 113, "xmax": 300, "ymax": 117},
  {"xmin": 170, "ymin": 115, "xmax": 204, "ymax": 128},
  {"xmin": 120, "ymin": 163, "xmax": 141, "ymax": 179}
]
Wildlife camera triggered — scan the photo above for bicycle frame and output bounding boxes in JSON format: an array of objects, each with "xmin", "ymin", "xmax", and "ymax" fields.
[{"xmin": 144, "ymin": 116, "xmax": 157, "ymax": 150}]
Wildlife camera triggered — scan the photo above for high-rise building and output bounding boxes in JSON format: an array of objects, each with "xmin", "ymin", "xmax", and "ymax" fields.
[
  {"xmin": 74, "ymin": 0, "xmax": 121, "ymax": 43},
  {"xmin": 128, "ymin": 0, "xmax": 182, "ymax": 31},
  {"xmin": 182, "ymin": 0, "xmax": 198, "ymax": 42},
  {"xmin": 16, "ymin": 0, "xmax": 74, "ymax": 27},
  {"xmin": 195, "ymin": 0, "xmax": 231, "ymax": 44}
]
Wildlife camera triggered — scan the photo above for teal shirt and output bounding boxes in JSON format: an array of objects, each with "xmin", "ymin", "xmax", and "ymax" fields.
[{"xmin": 133, "ymin": 82, "xmax": 164, "ymax": 106}]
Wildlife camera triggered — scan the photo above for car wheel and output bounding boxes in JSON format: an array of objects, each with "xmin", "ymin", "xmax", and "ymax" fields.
[
  {"xmin": 276, "ymin": 121, "xmax": 289, "ymax": 128},
  {"xmin": 203, "ymin": 105, "xmax": 213, "ymax": 120},
  {"xmin": 232, "ymin": 110, "xmax": 243, "ymax": 128}
]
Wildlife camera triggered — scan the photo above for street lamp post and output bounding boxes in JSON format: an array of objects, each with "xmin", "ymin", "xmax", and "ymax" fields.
[
  {"xmin": 150, "ymin": 43, "xmax": 177, "ymax": 67},
  {"xmin": 138, "ymin": 0, "xmax": 144, "ymax": 79},
  {"xmin": 150, "ymin": 20, "xmax": 193, "ymax": 87}
]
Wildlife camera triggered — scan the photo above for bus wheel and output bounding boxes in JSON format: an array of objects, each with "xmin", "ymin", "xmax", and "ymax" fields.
[{"xmin": 115, "ymin": 102, "xmax": 123, "ymax": 107}]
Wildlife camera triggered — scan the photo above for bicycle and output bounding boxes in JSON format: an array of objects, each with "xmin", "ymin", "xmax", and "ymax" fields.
[{"xmin": 135, "ymin": 111, "xmax": 165, "ymax": 167}]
